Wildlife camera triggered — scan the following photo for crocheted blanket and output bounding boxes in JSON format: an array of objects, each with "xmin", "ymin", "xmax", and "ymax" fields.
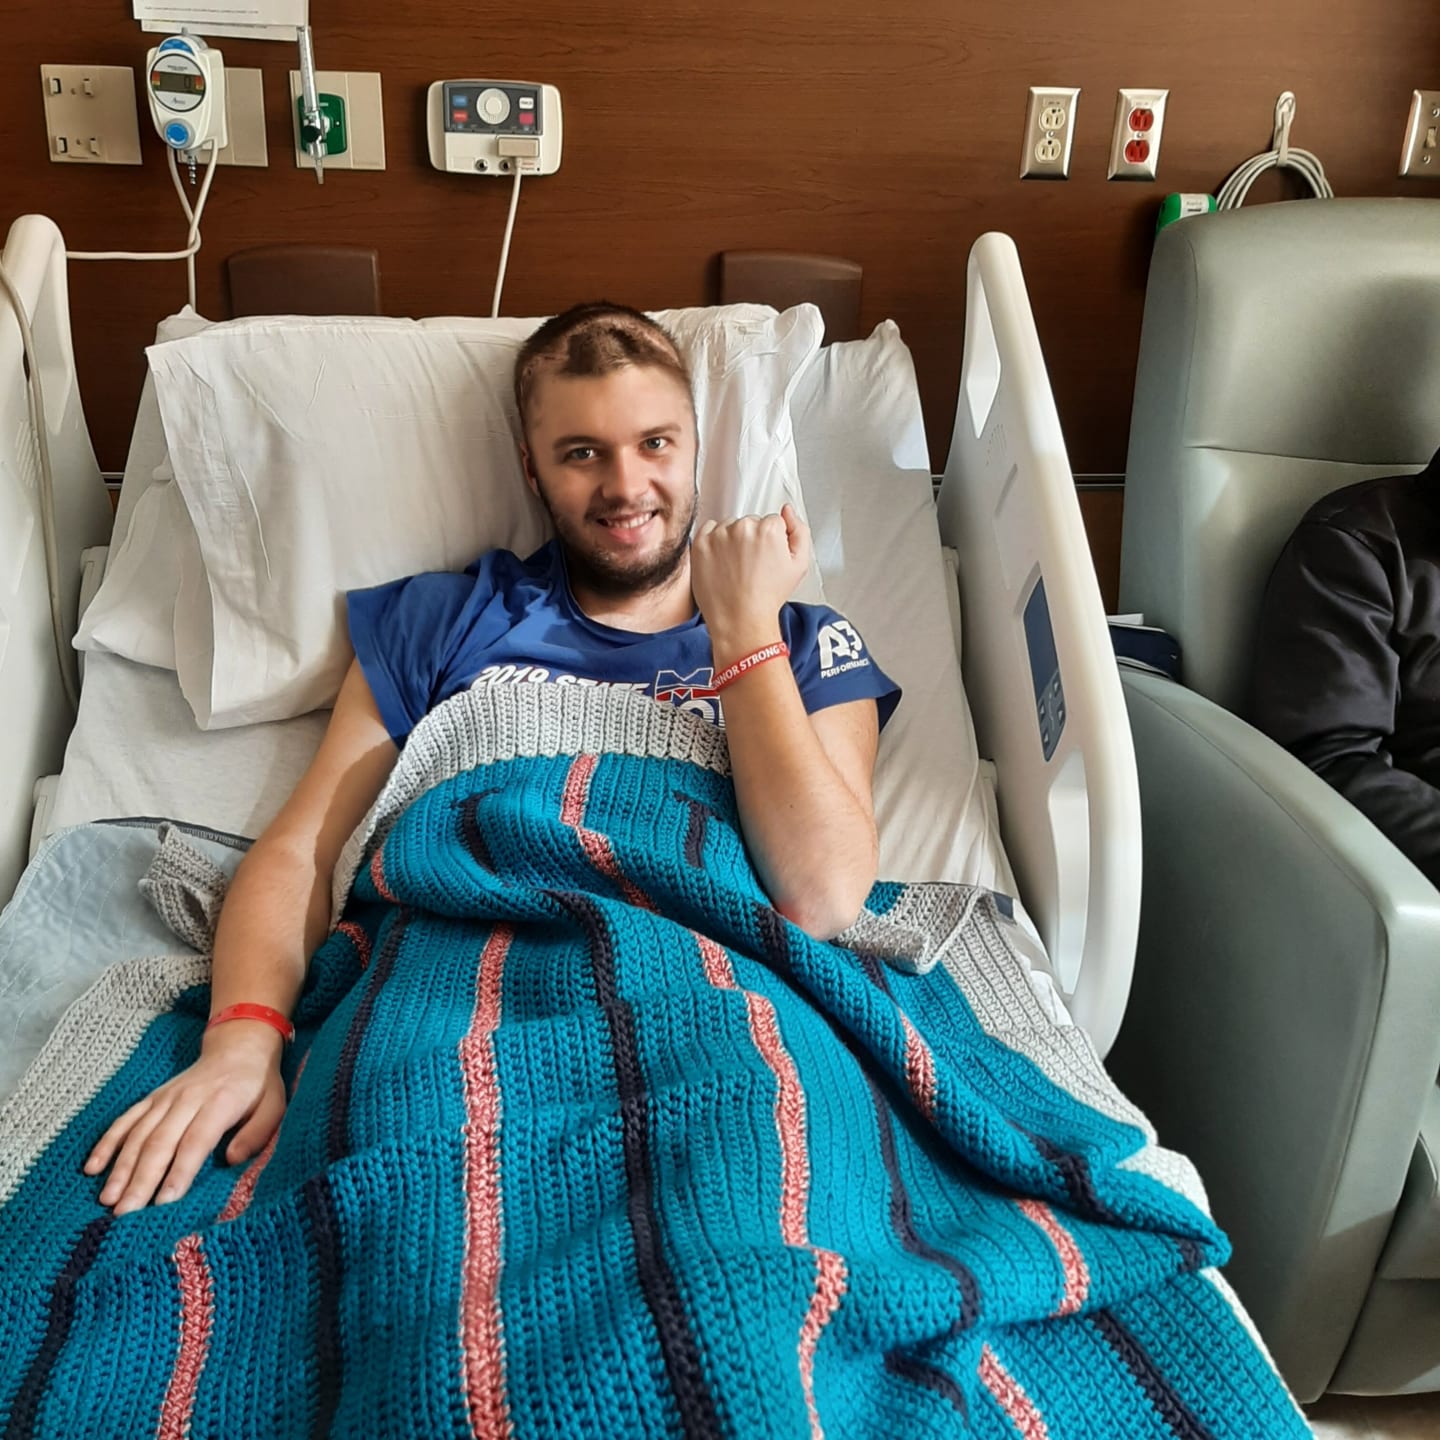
[{"xmin": 0, "ymin": 684, "xmax": 1306, "ymax": 1438}]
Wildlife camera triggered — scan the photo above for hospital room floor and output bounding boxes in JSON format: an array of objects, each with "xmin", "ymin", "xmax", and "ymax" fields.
[{"xmin": 1306, "ymin": 1392, "xmax": 1440, "ymax": 1437}]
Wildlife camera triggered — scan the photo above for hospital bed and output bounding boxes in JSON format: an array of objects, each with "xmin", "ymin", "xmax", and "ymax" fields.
[
  {"xmin": 0, "ymin": 213, "xmax": 1313, "ymax": 1437},
  {"xmin": 0, "ymin": 211, "xmax": 1139, "ymax": 1066}
]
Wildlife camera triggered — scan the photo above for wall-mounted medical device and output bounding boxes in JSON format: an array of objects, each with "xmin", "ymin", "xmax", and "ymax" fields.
[
  {"xmin": 145, "ymin": 34, "xmax": 227, "ymax": 155},
  {"xmin": 426, "ymin": 81, "xmax": 562, "ymax": 176}
]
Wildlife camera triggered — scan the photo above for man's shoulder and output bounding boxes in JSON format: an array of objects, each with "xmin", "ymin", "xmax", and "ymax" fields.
[{"xmin": 1298, "ymin": 456, "xmax": 1440, "ymax": 552}]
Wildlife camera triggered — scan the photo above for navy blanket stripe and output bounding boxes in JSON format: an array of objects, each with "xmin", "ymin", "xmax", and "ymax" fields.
[
  {"xmin": 554, "ymin": 891, "xmax": 723, "ymax": 1440},
  {"xmin": 1093, "ymin": 1309, "xmax": 1216, "ymax": 1440},
  {"xmin": 883, "ymin": 1350, "xmax": 969, "ymax": 1421},
  {"xmin": 304, "ymin": 1175, "xmax": 346, "ymax": 1440},
  {"xmin": 867, "ymin": 1074, "xmax": 981, "ymax": 1333},
  {"xmin": 3, "ymin": 1216, "xmax": 111, "ymax": 1440},
  {"xmin": 327, "ymin": 911, "xmax": 409, "ymax": 1164}
]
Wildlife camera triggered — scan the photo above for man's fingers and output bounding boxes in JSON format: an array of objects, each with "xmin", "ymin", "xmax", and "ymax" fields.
[
  {"xmin": 84, "ymin": 1095, "xmax": 155, "ymax": 1175},
  {"xmin": 109, "ymin": 1096, "xmax": 206, "ymax": 1215},
  {"xmin": 781, "ymin": 503, "xmax": 809, "ymax": 557},
  {"xmin": 159, "ymin": 1099, "xmax": 258, "ymax": 1205},
  {"xmin": 696, "ymin": 519, "xmax": 718, "ymax": 538},
  {"xmin": 97, "ymin": 1102, "xmax": 170, "ymax": 1205}
]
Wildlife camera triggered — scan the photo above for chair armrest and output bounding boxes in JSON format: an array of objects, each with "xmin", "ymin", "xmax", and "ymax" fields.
[{"xmin": 1110, "ymin": 668, "xmax": 1440, "ymax": 1401}]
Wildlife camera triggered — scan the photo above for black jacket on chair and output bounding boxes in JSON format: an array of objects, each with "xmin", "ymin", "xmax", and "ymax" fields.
[{"xmin": 1251, "ymin": 447, "xmax": 1440, "ymax": 889}]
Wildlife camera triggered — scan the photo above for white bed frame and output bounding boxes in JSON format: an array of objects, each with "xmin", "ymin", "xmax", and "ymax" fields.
[
  {"xmin": 0, "ymin": 216, "xmax": 113, "ymax": 909},
  {"xmin": 0, "ymin": 215, "xmax": 1140, "ymax": 1054}
]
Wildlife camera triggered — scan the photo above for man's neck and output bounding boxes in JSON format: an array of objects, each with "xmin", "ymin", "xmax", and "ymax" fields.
[{"xmin": 567, "ymin": 551, "xmax": 696, "ymax": 634}]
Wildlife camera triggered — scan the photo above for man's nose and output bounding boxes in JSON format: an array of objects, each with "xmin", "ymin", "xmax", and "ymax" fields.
[{"xmin": 603, "ymin": 450, "xmax": 652, "ymax": 503}]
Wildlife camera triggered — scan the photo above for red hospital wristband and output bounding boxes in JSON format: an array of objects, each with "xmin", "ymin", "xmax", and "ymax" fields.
[
  {"xmin": 713, "ymin": 641, "xmax": 790, "ymax": 691},
  {"xmin": 206, "ymin": 1003, "xmax": 296, "ymax": 1045}
]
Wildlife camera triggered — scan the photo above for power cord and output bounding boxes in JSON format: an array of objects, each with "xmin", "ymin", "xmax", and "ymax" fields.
[
  {"xmin": 1216, "ymin": 92, "xmax": 1333, "ymax": 210},
  {"xmin": 491, "ymin": 168, "xmax": 523, "ymax": 317},
  {"xmin": 0, "ymin": 256, "xmax": 80, "ymax": 711},
  {"xmin": 64, "ymin": 141, "xmax": 220, "ymax": 310}
]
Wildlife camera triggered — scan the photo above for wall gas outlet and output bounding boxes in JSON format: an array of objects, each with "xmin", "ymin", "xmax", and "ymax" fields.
[
  {"xmin": 1399, "ymin": 90, "xmax": 1440, "ymax": 179},
  {"xmin": 1108, "ymin": 88, "xmax": 1168, "ymax": 181},
  {"xmin": 287, "ymin": 70, "xmax": 384, "ymax": 170},
  {"xmin": 40, "ymin": 64, "xmax": 142, "ymax": 165},
  {"xmin": 1021, "ymin": 87, "xmax": 1079, "ymax": 180}
]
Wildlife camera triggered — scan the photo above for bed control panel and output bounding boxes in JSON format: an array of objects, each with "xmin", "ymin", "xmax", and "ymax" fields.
[
  {"xmin": 426, "ymin": 79, "xmax": 563, "ymax": 176},
  {"xmin": 1024, "ymin": 576, "xmax": 1066, "ymax": 761}
]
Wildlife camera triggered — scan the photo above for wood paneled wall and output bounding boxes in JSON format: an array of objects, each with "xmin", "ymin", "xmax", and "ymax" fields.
[{"xmin": 5, "ymin": 0, "xmax": 1437, "ymax": 489}]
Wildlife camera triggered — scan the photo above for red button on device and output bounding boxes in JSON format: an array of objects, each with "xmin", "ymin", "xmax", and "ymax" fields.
[{"xmin": 518, "ymin": 111, "xmax": 534, "ymax": 126}]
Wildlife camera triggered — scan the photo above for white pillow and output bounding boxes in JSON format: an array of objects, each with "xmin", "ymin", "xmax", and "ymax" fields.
[
  {"xmin": 74, "ymin": 308, "xmax": 214, "ymax": 671},
  {"xmin": 73, "ymin": 470, "xmax": 192, "ymax": 669},
  {"xmin": 149, "ymin": 305, "xmax": 826, "ymax": 728},
  {"xmin": 795, "ymin": 322, "xmax": 998, "ymax": 887}
]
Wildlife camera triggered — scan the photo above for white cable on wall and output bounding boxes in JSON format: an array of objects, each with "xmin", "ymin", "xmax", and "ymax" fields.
[
  {"xmin": 65, "ymin": 142, "xmax": 220, "ymax": 311},
  {"xmin": 491, "ymin": 168, "xmax": 524, "ymax": 318},
  {"xmin": 0, "ymin": 258, "xmax": 80, "ymax": 712},
  {"xmin": 1217, "ymin": 92, "xmax": 1333, "ymax": 210}
]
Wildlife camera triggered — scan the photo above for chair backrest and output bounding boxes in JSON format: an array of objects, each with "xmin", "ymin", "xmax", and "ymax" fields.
[{"xmin": 1119, "ymin": 198, "xmax": 1440, "ymax": 713}]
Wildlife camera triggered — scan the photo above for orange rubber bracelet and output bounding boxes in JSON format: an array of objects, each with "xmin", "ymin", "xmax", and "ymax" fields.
[
  {"xmin": 713, "ymin": 641, "xmax": 790, "ymax": 691},
  {"xmin": 206, "ymin": 1003, "xmax": 295, "ymax": 1045}
]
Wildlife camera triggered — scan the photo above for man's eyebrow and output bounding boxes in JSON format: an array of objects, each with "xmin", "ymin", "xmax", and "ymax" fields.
[{"xmin": 552, "ymin": 422, "xmax": 684, "ymax": 450}]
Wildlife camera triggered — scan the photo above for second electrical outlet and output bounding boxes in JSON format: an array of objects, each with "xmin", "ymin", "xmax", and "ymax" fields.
[{"xmin": 1108, "ymin": 89, "xmax": 1168, "ymax": 181}]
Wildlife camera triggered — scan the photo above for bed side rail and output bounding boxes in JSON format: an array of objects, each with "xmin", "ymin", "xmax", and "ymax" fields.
[
  {"xmin": 0, "ymin": 215, "xmax": 112, "ymax": 905},
  {"xmin": 936, "ymin": 232, "xmax": 1140, "ymax": 1055}
]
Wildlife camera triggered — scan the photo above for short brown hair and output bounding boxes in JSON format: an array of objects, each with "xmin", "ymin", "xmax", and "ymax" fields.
[{"xmin": 513, "ymin": 301, "xmax": 692, "ymax": 435}]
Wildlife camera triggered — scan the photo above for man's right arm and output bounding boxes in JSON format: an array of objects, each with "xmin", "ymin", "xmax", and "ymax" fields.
[
  {"xmin": 85, "ymin": 659, "xmax": 397, "ymax": 1213},
  {"xmin": 1252, "ymin": 520, "xmax": 1440, "ymax": 886}
]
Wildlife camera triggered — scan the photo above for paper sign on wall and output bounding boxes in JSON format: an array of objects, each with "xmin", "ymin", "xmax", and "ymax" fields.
[{"xmin": 133, "ymin": 0, "xmax": 307, "ymax": 40}]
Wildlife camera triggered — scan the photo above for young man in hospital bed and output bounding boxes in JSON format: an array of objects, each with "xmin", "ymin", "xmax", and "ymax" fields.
[{"xmin": 85, "ymin": 302, "xmax": 900, "ymax": 1217}]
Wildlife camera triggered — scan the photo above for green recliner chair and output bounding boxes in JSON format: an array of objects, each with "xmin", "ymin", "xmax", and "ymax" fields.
[{"xmin": 1110, "ymin": 197, "xmax": 1440, "ymax": 1402}]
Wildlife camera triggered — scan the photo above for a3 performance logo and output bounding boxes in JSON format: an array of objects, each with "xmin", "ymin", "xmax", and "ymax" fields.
[{"xmin": 817, "ymin": 620, "xmax": 868, "ymax": 677}]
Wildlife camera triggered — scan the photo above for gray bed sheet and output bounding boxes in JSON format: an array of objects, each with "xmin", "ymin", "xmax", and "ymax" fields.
[{"xmin": 0, "ymin": 820, "xmax": 245, "ymax": 1103}]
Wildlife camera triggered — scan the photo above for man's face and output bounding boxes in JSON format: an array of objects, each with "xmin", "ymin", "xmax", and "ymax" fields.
[{"xmin": 522, "ymin": 364, "xmax": 698, "ymax": 599}]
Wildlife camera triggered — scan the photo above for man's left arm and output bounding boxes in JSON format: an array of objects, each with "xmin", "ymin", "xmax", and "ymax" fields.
[{"xmin": 693, "ymin": 507, "xmax": 881, "ymax": 939}]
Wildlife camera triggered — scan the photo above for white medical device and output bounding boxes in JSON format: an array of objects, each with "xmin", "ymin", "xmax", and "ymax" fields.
[
  {"xmin": 145, "ymin": 34, "xmax": 227, "ymax": 156},
  {"xmin": 426, "ymin": 80, "xmax": 563, "ymax": 176}
]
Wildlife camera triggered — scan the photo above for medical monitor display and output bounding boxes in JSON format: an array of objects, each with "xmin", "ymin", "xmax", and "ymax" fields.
[{"xmin": 151, "ymin": 71, "xmax": 205, "ymax": 95}]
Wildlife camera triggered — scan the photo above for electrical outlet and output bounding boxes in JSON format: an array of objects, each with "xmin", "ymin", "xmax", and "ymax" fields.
[
  {"xmin": 40, "ymin": 64, "xmax": 142, "ymax": 165},
  {"xmin": 1399, "ymin": 90, "xmax": 1440, "ymax": 179},
  {"xmin": 1108, "ymin": 88, "xmax": 1168, "ymax": 181},
  {"xmin": 1021, "ymin": 87, "xmax": 1079, "ymax": 180},
  {"xmin": 214, "ymin": 67, "xmax": 267, "ymax": 167},
  {"xmin": 288, "ymin": 70, "xmax": 385, "ymax": 170}
]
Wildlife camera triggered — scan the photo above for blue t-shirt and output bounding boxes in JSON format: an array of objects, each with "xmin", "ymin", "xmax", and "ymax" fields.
[{"xmin": 347, "ymin": 541, "xmax": 901, "ymax": 747}]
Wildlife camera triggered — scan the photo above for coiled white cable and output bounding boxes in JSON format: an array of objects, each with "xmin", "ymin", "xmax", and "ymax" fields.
[
  {"xmin": 0, "ymin": 257, "xmax": 80, "ymax": 711},
  {"xmin": 64, "ymin": 142, "xmax": 220, "ymax": 310},
  {"xmin": 1217, "ymin": 92, "xmax": 1333, "ymax": 210}
]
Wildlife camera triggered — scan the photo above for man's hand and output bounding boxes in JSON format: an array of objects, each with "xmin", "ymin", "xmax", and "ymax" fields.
[
  {"xmin": 691, "ymin": 504, "xmax": 811, "ymax": 664},
  {"xmin": 83, "ymin": 1022, "xmax": 287, "ymax": 1215}
]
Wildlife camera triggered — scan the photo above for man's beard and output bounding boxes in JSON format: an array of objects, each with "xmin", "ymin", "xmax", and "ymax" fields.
[{"xmin": 539, "ymin": 482, "xmax": 698, "ymax": 600}]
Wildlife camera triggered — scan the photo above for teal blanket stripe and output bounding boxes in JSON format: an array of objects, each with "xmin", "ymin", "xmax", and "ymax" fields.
[{"xmin": 0, "ymin": 737, "xmax": 1306, "ymax": 1438}]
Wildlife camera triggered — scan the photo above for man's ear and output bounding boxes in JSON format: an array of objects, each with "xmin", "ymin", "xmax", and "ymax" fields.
[{"xmin": 519, "ymin": 444, "xmax": 540, "ymax": 498}]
